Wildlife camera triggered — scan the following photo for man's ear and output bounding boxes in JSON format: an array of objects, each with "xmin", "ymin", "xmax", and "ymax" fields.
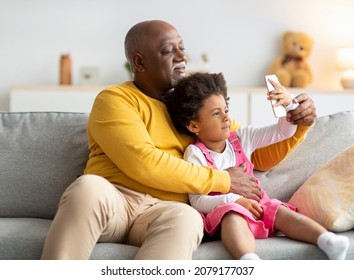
[
  {"xmin": 132, "ymin": 53, "xmax": 145, "ymax": 72},
  {"xmin": 186, "ymin": 121, "xmax": 199, "ymax": 134}
]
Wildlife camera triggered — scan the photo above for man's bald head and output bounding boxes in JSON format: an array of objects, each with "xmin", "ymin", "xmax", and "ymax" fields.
[{"xmin": 124, "ymin": 20, "xmax": 176, "ymax": 65}]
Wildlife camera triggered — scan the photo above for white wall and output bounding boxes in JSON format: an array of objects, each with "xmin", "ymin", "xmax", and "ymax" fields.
[{"xmin": 1, "ymin": 0, "xmax": 354, "ymax": 111}]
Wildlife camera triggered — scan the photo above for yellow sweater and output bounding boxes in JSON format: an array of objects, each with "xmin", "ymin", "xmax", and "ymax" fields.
[{"xmin": 85, "ymin": 82, "xmax": 310, "ymax": 203}]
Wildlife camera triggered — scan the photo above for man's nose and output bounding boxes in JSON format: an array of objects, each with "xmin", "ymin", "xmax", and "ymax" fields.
[{"xmin": 175, "ymin": 49, "xmax": 186, "ymax": 61}]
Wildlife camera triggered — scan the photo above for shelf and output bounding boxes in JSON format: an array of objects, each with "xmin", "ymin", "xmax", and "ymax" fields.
[
  {"xmin": 10, "ymin": 85, "xmax": 105, "ymax": 113},
  {"xmin": 10, "ymin": 86, "xmax": 354, "ymax": 125}
]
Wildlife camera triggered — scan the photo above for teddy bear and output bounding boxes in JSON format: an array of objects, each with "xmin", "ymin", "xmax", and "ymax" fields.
[{"xmin": 269, "ymin": 31, "xmax": 314, "ymax": 87}]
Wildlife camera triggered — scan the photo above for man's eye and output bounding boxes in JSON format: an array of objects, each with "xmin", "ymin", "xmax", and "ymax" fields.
[{"xmin": 162, "ymin": 50, "xmax": 173, "ymax": 55}]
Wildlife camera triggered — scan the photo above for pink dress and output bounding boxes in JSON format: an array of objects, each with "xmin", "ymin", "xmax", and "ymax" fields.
[{"xmin": 194, "ymin": 131, "xmax": 296, "ymax": 239}]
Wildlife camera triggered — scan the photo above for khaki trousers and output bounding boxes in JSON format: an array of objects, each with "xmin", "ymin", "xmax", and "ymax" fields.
[{"xmin": 41, "ymin": 174, "xmax": 203, "ymax": 259}]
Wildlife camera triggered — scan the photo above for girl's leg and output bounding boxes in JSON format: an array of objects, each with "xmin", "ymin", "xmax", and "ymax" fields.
[
  {"xmin": 275, "ymin": 205, "xmax": 325, "ymax": 244},
  {"xmin": 275, "ymin": 205, "xmax": 349, "ymax": 260},
  {"xmin": 220, "ymin": 212, "xmax": 260, "ymax": 260}
]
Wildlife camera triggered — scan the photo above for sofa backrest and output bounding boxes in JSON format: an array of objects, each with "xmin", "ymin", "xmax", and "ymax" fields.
[
  {"xmin": 256, "ymin": 110, "xmax": 354, "ymax": 202},
  {"xmin": 0, "ymin": 112, "xmax": 89, "ymax": 219},
  {"xmin": 1, "ymin": 110, "xmax": 354, "ymax": 219}
]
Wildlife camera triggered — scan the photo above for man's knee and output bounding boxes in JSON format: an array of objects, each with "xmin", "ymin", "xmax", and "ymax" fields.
[
  {"xmin": 132, "ymin": 203, "xmax": 204, "ymax": 259},
  {"xmin": 162, "ymin": 203, "xmax": 204, "ymax": 237},
  {"xmin": 132, "ymin": 202, "xmax": 203, "ymax": 243},
  {"xmin": 60, "ymin": 174, "xmax": 118, "ymax": 210}
]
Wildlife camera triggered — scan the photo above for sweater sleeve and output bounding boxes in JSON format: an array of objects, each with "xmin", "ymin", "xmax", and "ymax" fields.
[
  {"xmin": 251, "ymin": 124, "xmax": 311, "ymax": 171},
  {"xmin": 230, "ymin": 107, "xmax": 310, "ymax": 172},
  {"xmin": 239, "ymin": 117, "xmax": 297, "ymax": 158}
]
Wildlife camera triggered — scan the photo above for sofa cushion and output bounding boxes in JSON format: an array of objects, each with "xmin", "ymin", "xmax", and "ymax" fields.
[
  {"xmin": 255, "ymin": 110, "xmax": 354, "ymax": 202},
  {"xmin": 0, "ymin": 218, "xmax": 139, "ymax": 260},
  {"xmin": 0, "ymin": 218, "xmax": 50, "ymax": 259},
  {"xmin": 289, "ymin": 144, "xmax": 354, "ymax": 232},
  {"xmin": 1, "ymin": 217, "xmax": 354, "ymax": 260},
  {"xmin": 0, "ymin": 112, "xmax": 89, "ymax": 219}
]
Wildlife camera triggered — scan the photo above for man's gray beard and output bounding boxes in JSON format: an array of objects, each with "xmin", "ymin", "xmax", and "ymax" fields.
[
  {"xmin": 171, "ymin": 78, "xmax": 178, "ymax": 88},
  {"xmin": 171, "ymin": 73, "xmax": 185, "ymax": 87}
]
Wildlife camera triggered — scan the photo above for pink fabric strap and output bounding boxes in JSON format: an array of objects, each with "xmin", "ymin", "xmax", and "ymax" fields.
[
  {"xmin": 194, "ymin": 131, "xmax": 239, "ymax": 170},
  {"xmin": 194, "ymin": 131, "xmax": 240, "ymax": 196}
]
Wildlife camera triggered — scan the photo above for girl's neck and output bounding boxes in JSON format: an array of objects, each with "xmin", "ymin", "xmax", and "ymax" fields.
[{"xmin": 199, "ymin": 139, "xmax": 227, "ymax": 153}]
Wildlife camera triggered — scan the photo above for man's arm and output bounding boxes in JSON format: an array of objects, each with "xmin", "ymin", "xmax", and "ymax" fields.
[{"xmin": 251, "ymin": 93, "xmax": 316, "ymax": 171}]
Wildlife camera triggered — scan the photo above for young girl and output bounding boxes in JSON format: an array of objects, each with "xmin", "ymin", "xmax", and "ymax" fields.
[{"xmin": 165, "ymin": 72, "xmax": 349, "ymax": 260}]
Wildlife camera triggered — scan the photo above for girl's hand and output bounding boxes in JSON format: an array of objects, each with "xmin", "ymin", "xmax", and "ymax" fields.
[
  {"xmin": 235, "ymin": 197, "xmax": 263, "ymax": 220},
  {"xmin": 266, "ymin": 79, "xmax": 292, "ymax": 107}
]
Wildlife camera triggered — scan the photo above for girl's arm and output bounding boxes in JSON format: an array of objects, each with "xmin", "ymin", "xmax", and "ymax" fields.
[
  {"xmin": 188, "ymin": 193, "xmax": 242, "ymax": 214},
  {"xmin": 237, "ymin": 97, "xmax": 299, "ymax": 160}
]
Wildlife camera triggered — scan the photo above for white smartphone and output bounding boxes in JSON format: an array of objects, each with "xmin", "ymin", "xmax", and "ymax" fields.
[{"xmin": 265, "ymin": 74, "xmax": 287, "ymax": 118}]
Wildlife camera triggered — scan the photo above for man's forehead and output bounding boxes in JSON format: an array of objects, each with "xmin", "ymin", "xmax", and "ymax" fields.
[
  {"xmin": 160, "ymin": 38, "xmax": 184, "ymax": 47},
  {"xmin": 137, "ymin": 22, "xmax": 183, "ymax": 48},
  {"xmin": 153, "ymin": 28, "xmax": 183, "ymax": 46}
]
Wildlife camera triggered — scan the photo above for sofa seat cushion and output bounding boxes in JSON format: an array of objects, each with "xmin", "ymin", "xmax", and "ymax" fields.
[
  {"xmin": 289, "ymin": 144, "xmax": 354, "ymax": 232},
  {"xmin": 1, "ymin": 218, "xmax": 354, "ymax": 260},
  {"xmin": 0, "ymin": 218, "xmax": 139, "ymax": 260},
  {"xmin": 0, "ymin": 218, "xmax": 50, "ymax": 259}
]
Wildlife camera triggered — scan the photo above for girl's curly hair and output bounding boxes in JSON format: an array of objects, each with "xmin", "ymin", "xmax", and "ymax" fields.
[{"xmin": 164, "ymin": 72, "xmax": 229, "ymax": 136}]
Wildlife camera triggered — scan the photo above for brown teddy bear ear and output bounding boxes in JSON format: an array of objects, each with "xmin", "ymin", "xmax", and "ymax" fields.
[
  {"xmin": 281, "ymin": 31, "xmax": 294, "ymax": 52},
  {"xmin": 306, "ymin": 35, "xmax": 314, "ymax": 46},
  {"xmin": 282, "ymin": 31, "xmax": 295, "ymax": 41}
]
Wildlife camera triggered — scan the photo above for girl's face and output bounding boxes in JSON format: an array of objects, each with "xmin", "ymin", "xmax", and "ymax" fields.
[{"xmin": 189, "ymin": 94, "xmax": 230, "ymax": 151}]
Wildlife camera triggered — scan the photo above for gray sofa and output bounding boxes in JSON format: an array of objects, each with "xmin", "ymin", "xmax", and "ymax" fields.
[{"xmin": 0, "ymin": 110, "xmax": 353, "ymax": 260}]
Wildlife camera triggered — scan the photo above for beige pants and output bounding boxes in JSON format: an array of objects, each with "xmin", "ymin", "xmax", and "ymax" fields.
[{"xmin": 41, "ymin": 174, "xmax": 204, "ymax": 260}]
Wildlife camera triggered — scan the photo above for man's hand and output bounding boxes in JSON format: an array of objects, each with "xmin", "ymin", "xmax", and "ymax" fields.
[
  {"xmin": 227, "ymin": 164, "xmax": 262, "ymax": 202},
  {"xmin": 287, "ymin": 93, "xmax": 317, "ymax": 126}
]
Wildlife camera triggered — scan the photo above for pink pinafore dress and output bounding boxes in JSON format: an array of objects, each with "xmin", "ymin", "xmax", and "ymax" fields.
[{"xmin": 194, "ymin": 131, "xmax": 296, "ymax": 238}]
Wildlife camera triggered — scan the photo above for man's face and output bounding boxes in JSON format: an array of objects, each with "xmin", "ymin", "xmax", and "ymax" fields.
[{"xmin": 139, "ymin": 23, "xmax": 187, "ymax": 92}]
